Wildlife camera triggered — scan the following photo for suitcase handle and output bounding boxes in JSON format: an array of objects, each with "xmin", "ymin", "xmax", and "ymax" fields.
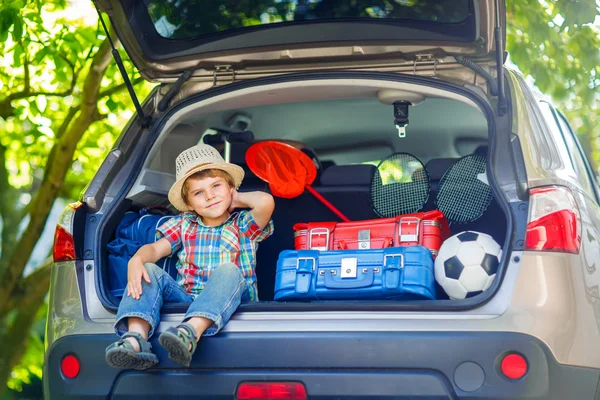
[
  {"xmin": 337, "ymin": 237, "xmax": 394, "ymax": 250},
  {"xmin": 323, "ymin": 269, "xmax": 374, "ymax": 289}
]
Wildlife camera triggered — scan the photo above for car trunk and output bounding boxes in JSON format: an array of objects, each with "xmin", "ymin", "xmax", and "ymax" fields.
[
  {"xmin": 89, "ymin": 71, "xmax": 513, "ymax": 313},
  {"xmin": 86, "ymin": 0, "xmax": 515, "ymax": 313}
]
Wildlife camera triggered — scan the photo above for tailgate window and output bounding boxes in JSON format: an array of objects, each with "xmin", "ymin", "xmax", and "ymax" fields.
[{"xmin": 144, "ymin": 0, "xmax": 471, "ymax": 39}]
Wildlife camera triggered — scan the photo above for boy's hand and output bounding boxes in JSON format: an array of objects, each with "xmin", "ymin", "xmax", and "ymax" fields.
[
  {"xmin": 229, "ymin": 190, "xmax": 274, "ymax": 230},
  {"xmin": 125, "ymin": 239, "xmax": 171, "ymax": 299},
  {"xmin": 127, "ymin": 258, "xmax": 152, "ymax": 300},
  {"xmin": 228, "ymin": 189, "xmax": 242, "ymax": 212}
]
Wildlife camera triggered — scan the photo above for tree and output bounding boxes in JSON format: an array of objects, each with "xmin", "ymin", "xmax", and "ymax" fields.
[
  {"xmin": 506, "ymin": 0, "xmax": 600, "ymax": 169},
  {"xmin": 0, "ymin": 0, "xmax": 151, "ymax": 394}
]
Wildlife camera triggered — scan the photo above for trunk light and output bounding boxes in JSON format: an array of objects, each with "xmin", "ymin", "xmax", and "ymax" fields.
[
  {"xmin": 237, "ymin": 382, "xmax": 307, "ymax": 400},
  {"xmin": 61, "ymin": 354, "xmax": 80, "ymax": 379},
  {"xmin": 501, "ymin": 353, "xmax": 527, "ymax": 379},
  {"xmin": 525, "ymin": 186, "xmax": 581, "ymax": 254}
]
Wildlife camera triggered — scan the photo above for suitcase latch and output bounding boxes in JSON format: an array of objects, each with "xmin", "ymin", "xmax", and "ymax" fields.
[
  {"xmin": 399, "ymin": 217, "xmax": 420, "ymax": 243},
  {"xmin": 341, "ymin": 258, "xmax": 357, "ymax": 278},
  {"xmin": 308, "ymin": 228, "xmax": 330, "ymax": 251},
  {"xmin": 358, "ymin": 230, "xmax": 371, "ymax": 250}
]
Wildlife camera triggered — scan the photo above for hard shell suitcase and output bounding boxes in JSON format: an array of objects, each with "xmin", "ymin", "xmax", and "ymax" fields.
[
  {"xmin": 274, "ymin": 246, "xmax": 436, "ymax": 301},
  {"xmin": 293, "ymin": 210, "xmax": 449, "ymax": 257}
]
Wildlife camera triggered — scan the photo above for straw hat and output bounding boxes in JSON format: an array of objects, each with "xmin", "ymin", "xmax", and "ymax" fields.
[{"xmin": 168, "ymin": 144, "xmax": 244, "ymax": 211}]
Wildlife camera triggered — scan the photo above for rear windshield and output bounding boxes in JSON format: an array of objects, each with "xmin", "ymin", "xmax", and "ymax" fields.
[{"xmin": 144, "ymin": 0, "xmax": 471, "ymax": 40}]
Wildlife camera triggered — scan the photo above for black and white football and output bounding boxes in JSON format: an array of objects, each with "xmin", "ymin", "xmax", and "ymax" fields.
[{"xmin": 434, "ymin": 231, "xmax": 502, "ymax": 299}]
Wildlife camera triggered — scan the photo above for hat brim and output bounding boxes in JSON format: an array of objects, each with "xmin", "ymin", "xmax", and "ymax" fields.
[{"xmin": 168, "ymin": 162, "xmax": 245, "ymax": 212}]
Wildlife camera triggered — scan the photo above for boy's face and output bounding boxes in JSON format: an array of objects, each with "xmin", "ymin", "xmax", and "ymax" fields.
[{"xmin": 185, "ymin": 175, "xmax": 234, "ymax": 225}]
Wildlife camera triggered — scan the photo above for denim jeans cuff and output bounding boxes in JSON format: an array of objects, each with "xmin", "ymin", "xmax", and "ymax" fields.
[
  {"xmin": 114, "ymin": 312, "xmax": 157, "ymax": 337},
  {"xmin": 184, "ymin": 311, "xmax": 222, "ymax": 336}
]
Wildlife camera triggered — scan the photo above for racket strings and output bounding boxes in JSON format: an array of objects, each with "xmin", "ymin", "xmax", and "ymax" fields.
[
  {"xmin": 436, "ymin": 155, "xmax": 491, "ymax": 223},
  {"xmin": 371, "ymin": 153, "xmax": 430, "ymax": 217}
]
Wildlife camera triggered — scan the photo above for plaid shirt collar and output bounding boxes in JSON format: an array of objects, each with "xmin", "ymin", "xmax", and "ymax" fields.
[{"xmin": 182, "ymin": 211, "xmax": 238, "ymax": 227}]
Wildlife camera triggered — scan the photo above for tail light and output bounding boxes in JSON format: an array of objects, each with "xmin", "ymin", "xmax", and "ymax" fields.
[
  {"xmin": 236, "ymin": 382, "xmax": 307, "ymax": 400},
  {"xmin": 60, "ymin": 354, "xmax": 80, "ymax": 379},
  {"xmin": 53, "ymin": 202, "xmax": 83, "ymax": 262},
  {"xmin": 500, "ymin": 353, "xmax": 528, "ymax": 379},
  {"xmin": 525, "ymin": 186, "xmax": 581, "ymax": 254}
]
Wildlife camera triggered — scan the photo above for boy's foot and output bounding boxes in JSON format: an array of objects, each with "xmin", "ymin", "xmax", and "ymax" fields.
[
  {"xmin": 158, "ymin": 323, "xmax": 198, "ymax": 367},
  {"xmin": 105, "ymin": 332, "xmax": 159, "ymax": 370}
]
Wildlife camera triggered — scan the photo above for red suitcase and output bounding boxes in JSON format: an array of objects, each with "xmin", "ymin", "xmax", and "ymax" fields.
[{"xmin": 293, "ymin": 210, "xmax": 450, "ymax": 257}]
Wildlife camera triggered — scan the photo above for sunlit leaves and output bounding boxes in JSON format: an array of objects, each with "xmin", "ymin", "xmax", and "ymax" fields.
[
  {"xmin": 0, "ymin": 0, "xmax": 152, "ymax": 193},
  {"xmin": 0, "ymin": 0, "xmax": 153, "ymax": 393},
  {"xmin": 0, "ymin": 1, "xmax": 24, "ymax": 42},
  {"xmin": 506, "ymin": 0, "xmax": 600, "ymax": 169},
  {"xmin": 558, "ymin": 0, "xmax": 598, "ymax": 27},
  {"xmin": 6, "ymin": 302, "xmax": 46, "ymax": 392}
]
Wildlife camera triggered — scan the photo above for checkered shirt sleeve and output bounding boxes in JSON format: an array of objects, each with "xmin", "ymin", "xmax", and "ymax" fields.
[
  {"xmin": 156, "ymin": 215, "xmax": 183, "ymax": 254},
  {"xmin": 237, "ymin": 210, "xmax": 274, "ymax": 242}
]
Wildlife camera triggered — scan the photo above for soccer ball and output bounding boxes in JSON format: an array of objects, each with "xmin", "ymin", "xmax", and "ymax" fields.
[{"xmin": 435, "ymin": 231, "xmax": 502, "ymax": 299}]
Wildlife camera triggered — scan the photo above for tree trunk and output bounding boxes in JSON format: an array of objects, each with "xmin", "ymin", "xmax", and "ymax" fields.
[
  {"xmin": 0, "ymin": 259, "xmax": 52, "ymax": 395},
  {"xmin": 0, "ymin": 36, "xmax": 116, "ymax": 394},
  {"xmin": 0, "ymin": 37, "xmax": 113, "ymax": 313}
]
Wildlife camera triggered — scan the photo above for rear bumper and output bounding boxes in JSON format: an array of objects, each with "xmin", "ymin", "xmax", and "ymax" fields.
[{"xmin": 44, "ymin": 331, "xmax": 600, "ymax": 399}]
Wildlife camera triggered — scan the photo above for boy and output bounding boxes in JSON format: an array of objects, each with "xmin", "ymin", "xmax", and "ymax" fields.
[{"xmin": 105, "ymin": 143, "xmax": 274, "ymax": 369}]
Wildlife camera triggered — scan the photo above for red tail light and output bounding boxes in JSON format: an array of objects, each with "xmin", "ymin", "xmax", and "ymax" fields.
[
  {"xmin": 501, "ymin": 353, "xmax": 528, "ymax": 379},
  {"xmin": 237, "ymin": 382, "xmax": 307, "ymax": 400},
  {"xmin": 525, "ymin": 186, "xmax": 581, "ymax": 254},
  {"xmin": 61, "ymin": 354, "xmax": 80, "ymax": 379},
  {"xmin": 53, "ymin": 202, "xmax": 82, "ymax": 262},
  {"xmin": 53, "ymin": 225, "xmax": 75, "ymax": 262}
]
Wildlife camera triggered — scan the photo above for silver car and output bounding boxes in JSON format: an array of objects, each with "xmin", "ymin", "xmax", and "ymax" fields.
[{"xmin": 44, "ymin": 0, "xmax": 600, "ymax": 398}]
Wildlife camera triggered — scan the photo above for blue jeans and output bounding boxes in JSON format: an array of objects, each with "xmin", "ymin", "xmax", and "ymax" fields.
[{"xmin": 114, "ymin": 262, "xmax": 250, "ymax": 338}]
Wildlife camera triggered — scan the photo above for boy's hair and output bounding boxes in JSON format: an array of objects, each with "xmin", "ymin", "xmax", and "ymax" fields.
[{"xmin": 181, "ymin": 168, "xmax": 235, "ymax": 205}]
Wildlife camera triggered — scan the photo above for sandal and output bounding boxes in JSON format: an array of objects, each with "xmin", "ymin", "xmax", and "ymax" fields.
[
  {"xmin": 105, "ymin": 332, "xmax": 159, "ymax": 370},
  {"xmin": 158, "ymin": 322, "xmax": 198, "ymax": 367}
]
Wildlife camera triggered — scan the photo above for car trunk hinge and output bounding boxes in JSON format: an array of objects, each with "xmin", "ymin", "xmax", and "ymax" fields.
[
  {"xmin": 412, "ymin": 54, "xmax": 437, "ymax": 76},
  {"xmin": 212, "ymin": 65, "xmax": 236, "ymax": 86},
  {"xmin": 94, "ymin": 5, "xmax": 151, "ymax": 128},
  {"xmin": 494, "ymin": 0, "xmax": 507, "ymax": 116}
]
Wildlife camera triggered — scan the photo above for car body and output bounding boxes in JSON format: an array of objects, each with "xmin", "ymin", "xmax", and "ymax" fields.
[{"xmin": 44, "ymin": 0, "xmax": 600, "ymax": 398}]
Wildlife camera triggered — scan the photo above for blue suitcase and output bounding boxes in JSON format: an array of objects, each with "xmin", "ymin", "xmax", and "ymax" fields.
[{"xmin": 274, "ymin": 247, "xmax": 436, "ymax": 301}]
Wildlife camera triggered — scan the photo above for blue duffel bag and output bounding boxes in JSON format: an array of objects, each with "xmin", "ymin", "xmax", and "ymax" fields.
[
  {"xmin": 274, "ymin": 246, "xmax": 436, "ymax": 301},
  {"xmin": 107, "ymin": 208, "xmax": 178, "ymax": 297}
]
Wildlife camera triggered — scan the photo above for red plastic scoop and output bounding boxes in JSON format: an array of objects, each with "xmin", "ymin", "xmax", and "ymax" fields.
[{"xmin": 246, "ymin": 141, "xmax": 350, "ymax": 222}]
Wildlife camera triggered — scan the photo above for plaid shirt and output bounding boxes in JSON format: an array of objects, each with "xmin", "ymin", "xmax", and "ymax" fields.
[{"xmin": 156, "ymin": 210, "xmax": 274, "ymax": 301}]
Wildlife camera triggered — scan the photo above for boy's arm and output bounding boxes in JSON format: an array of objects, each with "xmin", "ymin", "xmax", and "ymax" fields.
[
  {"xmin": 230, "ymin": 191, "xmax": 275, "ymax": 229},
  {"xmin": 127, "ymin": 238, "xmax": 172, "ymax": 300}
]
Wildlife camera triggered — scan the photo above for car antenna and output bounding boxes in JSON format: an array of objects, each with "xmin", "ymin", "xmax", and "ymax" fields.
[{"xmin": 94, "ymin": 5, "xmax": 151, "ymax": 128}]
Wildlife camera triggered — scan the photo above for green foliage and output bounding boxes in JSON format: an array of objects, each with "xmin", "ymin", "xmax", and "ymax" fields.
[
  {"xmin": 0, "ymin": 0, "xmax": 153, "ymax": 395},
  {"xmin": 0, "ymin": 1, "xmax": 26, "ymax": 43},
  {"xmin": 0, "ymin": 0, "xmax": 152, "ymax": 199},
  {"xmin": 6, "ymin": 304, "xmax": 46, "ymax": 392},
  {"xmin": 506, "ymin": 0, "xmax": 600, "ymax": 169}
]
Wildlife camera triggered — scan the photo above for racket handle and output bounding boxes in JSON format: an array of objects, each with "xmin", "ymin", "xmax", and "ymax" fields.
[{"xmin": 305, "ymin": 185, "xmax": 350, "ymax": 222}]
